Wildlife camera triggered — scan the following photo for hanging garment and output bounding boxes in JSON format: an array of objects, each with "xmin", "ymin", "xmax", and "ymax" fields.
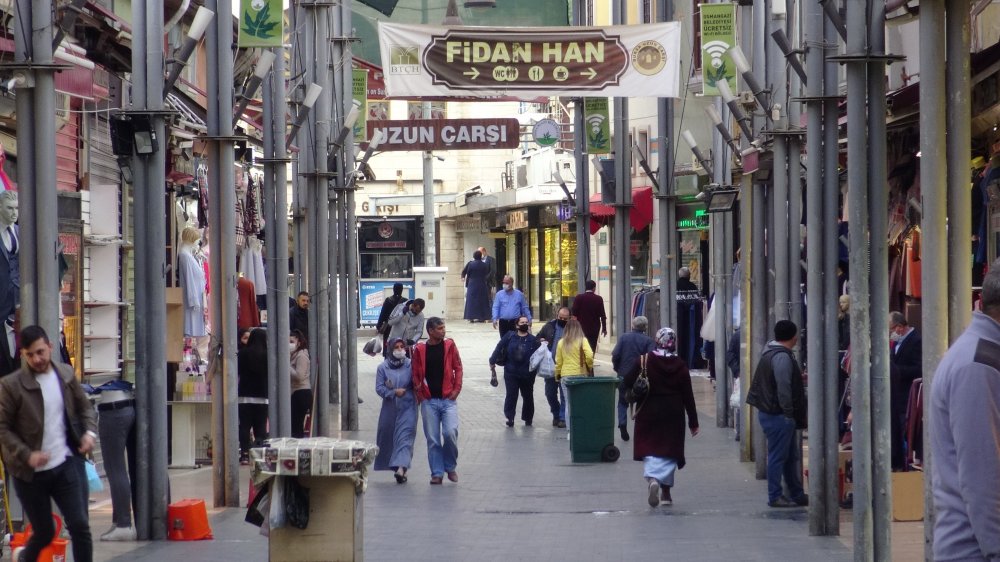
[
  {"xmin": 178, "ymin": 249, "xmax": 207, "ymax": 337},
  {"xmin": 239, "ymin": 238, "xmax": 268, "ymax": 297},
  {"xmin": 237, "ymin": 277, "xmax": 261, "ymax": 329}
]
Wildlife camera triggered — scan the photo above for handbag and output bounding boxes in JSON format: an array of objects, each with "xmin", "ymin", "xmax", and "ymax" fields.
[
  {"xmin": 630, "ymin": 354, "xmax": 650, "ymax": 403},
  {"xmin": 579, "ymin": 343, "xmax": 594, "ymax": 377},
  {"xmin": 494, "ymin": 333, "xmax": 510, "ymax": 366},
  {"xmin": 362, "ymin": 336, "xmax": 382, "ymax": 357}
]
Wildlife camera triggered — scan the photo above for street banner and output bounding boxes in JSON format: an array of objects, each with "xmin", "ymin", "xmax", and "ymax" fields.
[
  {"xmin": 377, "ymin": 22, "xmax": 682, "ymax": 98},
  {"xmin": 238, "ymin": 0, "xmax": 283, "ymax": 48},
  {"xmin": 360, "ymin": 281, "xmax": 413, "ymax": 324},
  {"xmin": 584, "ymin": 98, "xmax": 610, "ymax": 154},
  {"xmin": 366, "ymin": 118, "xmax": 521, "ymax": 151},
  {"xmin": 353, "ymin": 68, "xmax": 368, "ymax": 142},
  {"xmin": 699, "ymin": 3, "xmax": 737, "ymax": 96}
]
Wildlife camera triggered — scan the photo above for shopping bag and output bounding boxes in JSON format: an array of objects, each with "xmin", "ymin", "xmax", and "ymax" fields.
[
  {"xmin": 729, "ymin": 378, "xmax": 742, "ymax": 409},
  {"xmin": 529, "ymin": 345, "xmax": 555, "ymax": 378},
  {"xmin": 363, "ymin": 336, "xmax": 382, "ymax": 357},
  {"xmin": 86, "ymin": 460, "xmax": 103, "ymax": 493},
  {"xmin": 700, "ymin": 301, "xmax": 717, "ymax": 342}
]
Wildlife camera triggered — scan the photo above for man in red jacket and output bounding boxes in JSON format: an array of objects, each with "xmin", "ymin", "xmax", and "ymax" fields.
[{"xmin": 412, "ymin": 317, "xmax": 464, "ymax": 485}]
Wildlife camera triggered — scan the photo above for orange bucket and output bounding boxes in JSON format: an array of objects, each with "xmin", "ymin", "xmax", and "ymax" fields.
[
  {"xmin": 10, "ymin": 514, "xmax": 70, "ymax": 562},
  {"xmin": 167, "ymin": 498, "xmax": 213, "ymax": 541}
]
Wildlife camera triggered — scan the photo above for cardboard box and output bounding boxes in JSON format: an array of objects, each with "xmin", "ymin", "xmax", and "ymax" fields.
[{"xmin": 892, "ymin": 471, "xmax": 924, "ymax": 521}]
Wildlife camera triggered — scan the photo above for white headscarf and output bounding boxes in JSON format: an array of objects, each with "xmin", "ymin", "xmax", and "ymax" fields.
[{"xmin": 653, "ymin": 327, "xmax": 677, "ymax": 357}]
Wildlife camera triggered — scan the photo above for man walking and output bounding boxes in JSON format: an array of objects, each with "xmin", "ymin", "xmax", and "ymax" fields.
[
  {"xmin": 746, "ymin": 320, "xmax": 808, "ymax": 508},
  {"xmin": 537, "ymin": 307, "xmax": 570, "ymax": 428},
  {"xmin": 477, "ymin": 246, "xmax": 498, "ymax": 301},
  {"xmin": 412, "ymin": 317, "xmax": 463, "ymax": 485},
  {"xmin": 572, "ymin": 280, "xmax": 607, "ymax": 354},
  {"xmin": 289, "ymin": 291, "xmax": 310, "ymax": 342},
  {"xmin": 930, "ymin": 260, "xmax": 1000, "ymax": 561},
  {"xmin": 0, "ymin": 325, "xmax": 97, "ymax": 562},
  {"xmin": 611, "ymin": 316, "xmax": 655, "ymax": 441},
  {"xmin": 492, "ymin": 275, "xmax": 531, "ymax": 338},
  {"xmin": 888, "ymin": 310, "xmax": 922, "ymax": 470},
  {"xmin": 376, "ymin": 283, "xmax": 407, "ymax": 348}
]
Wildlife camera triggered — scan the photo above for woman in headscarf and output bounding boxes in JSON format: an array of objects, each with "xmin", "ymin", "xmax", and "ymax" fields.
[
  {"xmin": 374, "ymin": 338, "xmax": 418, "ymax": 483},
  {"xmin": 623, "ymin": 327, "xmax": 700, "ymax": 507}
]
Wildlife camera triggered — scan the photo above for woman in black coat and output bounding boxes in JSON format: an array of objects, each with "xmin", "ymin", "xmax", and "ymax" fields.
[
  {"xmin": 238, "ymin": 327, "xmax": 269, "ymax": 463},
  {"xmin": 624, "ymin": 327, "xmax": 699, "ymax": 507}
]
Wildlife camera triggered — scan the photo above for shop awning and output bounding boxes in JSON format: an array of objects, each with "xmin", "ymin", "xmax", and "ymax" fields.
[{"xmin": 588, "ymin": 186, "xmax": 655, "ymax": 235}]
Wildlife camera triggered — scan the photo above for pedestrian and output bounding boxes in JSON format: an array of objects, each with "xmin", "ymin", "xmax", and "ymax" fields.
[
  {"xmin": 289, "ymin": 291, "xmax": 310, "ymax": 342},
  {"xmin": 554, "ymin": 318, "xmax": 593, "ymax": 432},
  {"xmin": 492, "ymin": 275, "xmax": 531, "ymax": 338},
  {"xmin": 746, "ymin": 320, "xmax": 808, "ymax": 508},
  {"xmin": 289, "ymin": 330, "xmax": 312, "ymax": 438},
  {"xmin": 387, "ymin": 298, "xmax": 425, "ymax": 350},
  {"xmin": 888, "ymin": 310, "xmax": 922, "ymax": 470},
  {"xmin": 571, "ymin": 280, "xmax": 607, "ymax": 354},
  {"xmin": 0, "ymin": 325, "xmax": 96, "ymax": 562},
  {"xmin": 477, "ymin": 246, "xmax": 498, "ymax": 301},
  {"xmin": 837, "ymin": 294, "xmax": 851, "ymax": 352},
  {"xmin": 726, "ymin": 328, "xmax": 742, "ymax": 442},
  {"xmin": 930, "ymin": 259, "xmax": 1000, "ymax": 561},
  {"xmin": 611, "ymin": 315, "xmax": 655, "ymax": 441},
  {"xmin": 376, "ymin": 283, "xmax": 407, "ymax": 349},
  {"xmin": 375, "ymin": 338, "xmax": 418, "ymax": 484},
  {"xmin": 623, "ymin": 327, "xmax": 699, "ymax": 507},
  {"xmin": 412, "ymin": 317, "xmax": 464, "ymax": 485},
  {"xmin": 537, "ymin": 307, "xmax": 571, "ymax": 428},
  {"xmin": 94, "ymin": 379, "xmax": 137, "ymax": 542},
  {"xmin": 677, "ymin": 267, "xmax": 699, "ymax": 292},
  {"xmin": 462, "ymin": 250, "xmax": 491, "ymax": 322},
  {"xmin": 489, "ymin": 315, "xmax": 541, "ymax": 427},
  {"xmin": 237, "ymin": 327, "xmax": 269, "ymax": 464}
]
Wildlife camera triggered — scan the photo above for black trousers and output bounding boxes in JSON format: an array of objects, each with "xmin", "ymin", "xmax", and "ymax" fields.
[
  {"xmin": 14, "ymin": 456, "xmax": 92, "ymax": 562},
  {"xmin": 291, "ymin": 389, "xmax": 313, "ymax": 438},
  {"xmin": 503, "ymin": 373, "xmax": 536, "ymax": 424},
  {"xmin": 238, "ymin": 403, "xmax": 268, "ymax": 452},
  {"xmin": 497, "ymin": 318, "xmax": 518, "ymax": 339}
]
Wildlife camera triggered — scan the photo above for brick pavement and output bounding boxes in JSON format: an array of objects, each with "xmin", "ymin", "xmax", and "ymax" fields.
[{"xmin": 81, "ymin": 321, "xmax": 856, "ymax": 562}]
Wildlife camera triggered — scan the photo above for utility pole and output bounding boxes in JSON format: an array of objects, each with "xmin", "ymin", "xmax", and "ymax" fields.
[
  {"xmin": 423, "ymin": 104, "xmax": 437, "ymax": 267},
  {"xmin": 573, "ymin": 0, "xmax": 590, "ymax": 293},
  {"xmin": 750, "ymin": 0, "xmax": 768, "ymax": 480},
  {"xmin": 657, "ymin": 0, "xmax": 677, "ymax": 334},
  {"xmin": 612, "ymin": 0, "xmax": 631, "ymax": 340}
]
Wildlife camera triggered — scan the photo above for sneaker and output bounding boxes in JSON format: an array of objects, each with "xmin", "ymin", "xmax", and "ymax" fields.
[
  {"xmin": 552, "ymin": 418, "xmax": 560, "ymax": 427},
  {"xmin": 556, "ymin": 420, "xmax": 567, "ymax": 429},
  {"xmin": 525, "ymin": 420, "xmax": 532, "ymax": 426},
  {"xmin": 505, "ymin": 419, "xmax": 514, "ymax": 427},
  {"xmin": 647, "ymin": 480, "xmax": 660, "ymax": 507},
  {"xmin": 619, "ymin": 424, "xmax": 630, "ymax": 441},
  {"xmin": 793, "ymin": 494, "xmax": 810, "ymax": 506},
  {"xmin": 12, "ymin": 546, "xmax": 24, "ymax": 562},
  {"xmin": 447, "ymin": 471, "xmax": 459, "ymax": 483},
  {"xmin": 768, "ymin": 496, "xmax": 798, "ymax": 508},
  {"xmin": 430, "ymin": 476, "xmax": 443, "ymax": 485},
  {"xmin": 101, "ymin": 526, "xmax": 137, "ymax": 541},
  {"xmin": 660, "ymin": 485, "xmax": 673, "ymax": 506}
]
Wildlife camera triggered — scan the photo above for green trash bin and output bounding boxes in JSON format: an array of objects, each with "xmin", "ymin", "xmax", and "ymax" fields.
[{"xmin": 564, "ymin": 376, "xmax": 621, "ymax": 463}]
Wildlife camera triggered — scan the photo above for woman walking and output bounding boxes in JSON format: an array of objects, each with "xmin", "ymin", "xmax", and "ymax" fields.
[
  {"xmin": 237, "ymin": 328, "xmax": 269, "ymax": 464},
  {"xmin": 462, "ymin": 250, "xmax": 492, "ymax": 322},
  {"xmin": 489, "ymin": 316, "xmax": 541, "ymax": 427},
  {"xmin": 374, "ymin": 338, "xmax": 418, "ymax": 483},
  {"xmin": 289, "ymin": 330, "xmax": 313, "ymax": 438},
  {"xmin": 623, "ymin": 327, "xmax": 700, "ymax": 507},
  {"xmin": 554, "ymin": 318, "xmax": 593, "ymax": 432}
]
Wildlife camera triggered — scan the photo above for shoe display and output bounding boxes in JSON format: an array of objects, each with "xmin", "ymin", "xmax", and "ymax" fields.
[
  {"xmin": 768, "ymin": 496, "xmax": 798, "ymax": 508},
  {"xmin": 101, "ymin": 526, "xmax": 137, "ymax": 542},
  {"xmin": 447, "ymin": 471, "xmax": 459, "ymax": 483},
  {"xmin": 619, "ymin": 424, "xmax": 630, "ymax": 441},
  {"xmin": 647, "ymin": 480, "xmax": 660, "ymax": 507},
  {"xmin": 793, "ymin": 494, "xmax": 809, "ymax": 506}
]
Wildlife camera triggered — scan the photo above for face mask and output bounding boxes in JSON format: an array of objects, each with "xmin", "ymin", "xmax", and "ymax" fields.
[
  {"xmin": 392, "ymin": 349, "xmax": 407, "ymax": 359},
  {"xmin": 557, "ymin": 319, "xmax": 567, "ymax": 327},
  {"xmin": 889, "ymin": 331, "xmax": 901, "ymax": 342},
  {"xmin": 517, "ymin": 324, "xmax": 529, "ymax": 332},
  {"xmin": 503, "ymin": 284, "xmax": 512, "ymax": 291}
]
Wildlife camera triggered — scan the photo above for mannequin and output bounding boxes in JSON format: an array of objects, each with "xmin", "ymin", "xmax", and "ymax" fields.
[
  {"xmin": 0, "ymin": 190, "xmax": 19, "ymax": 323},
  {"xmin": 178, "ymin": 227, "xmax": 207, "ymax": 337}
]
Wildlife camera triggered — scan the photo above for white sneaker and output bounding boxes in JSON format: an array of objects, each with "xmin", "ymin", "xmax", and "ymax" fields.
[
  {"xmin": 100, "ymin": 524, "xmax": 117, "ymax": 538},
  {"xmin": 12, "ymin": 546, "xmax": 24, "ymax": 561},
  {"xmin": 101, "ymin": 526, "xmax": 137, "ymax": 541},
  {"xmin": 647, "ymin": 480, "xmax": 660, "ymax": 507}
]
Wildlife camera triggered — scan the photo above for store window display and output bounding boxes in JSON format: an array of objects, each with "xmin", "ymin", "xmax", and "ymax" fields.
[{"xmin": 178, "ymin": 227, "xmax": 207, "ymax": 337}]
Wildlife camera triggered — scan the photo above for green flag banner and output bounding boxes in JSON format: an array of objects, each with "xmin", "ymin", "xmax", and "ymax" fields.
[
  {"xmin": 584, "ymin": 98, "xmax": 610, "ymax": 155},
  {"xmin": 238, "ymin": 0, "xmax": 283, "ymax": 48},
  {"xmin": 699, "ymin": 3, "xmax": 737, "ymax": 96},
  {"xmin": 353, "ymin": 69, "xmax": 368, "ymax": 143}
]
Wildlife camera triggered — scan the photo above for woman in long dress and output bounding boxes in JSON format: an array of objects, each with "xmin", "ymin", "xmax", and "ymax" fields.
[
  {"xmin": 374, "ymin": 338, "xmax": 418, "ymax": 483},
  {"xmin": 624, "ymin": 327, "xmax": 700, "ymax": 507},
  {"xmin": 462, "ymin": 250, "xmax": 492, "ymax": 322}
]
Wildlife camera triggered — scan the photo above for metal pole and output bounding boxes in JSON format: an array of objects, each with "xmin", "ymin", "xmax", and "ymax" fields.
[
  {"xmin": 273, "ymin": 48, "xmax": 292, "ymax": 438},
  {"xmin": 423, "ymin": 107, "xmax": 436, "ymax": 267},
  {"xmin": 771, "ymin": 1, "xmax": 789, "ymax": 325},
  {"xmin": 13, "ymin": 0, "xmax": 35, "ymax": 329},
  {"xmin": 612, "ymin": 0, "xmax": 631, "ymax": 339},
  {"xmin": 921, "ymin": 0, "xmax": 948, "ymax": 556},
  {"xmin": 713, "ymin": 95, "xmax": 729, "ymax": 425},
  {"xmin": 786, "ymin": 0, "xmax": 803, "ymax": 335},
  {"xmin": 343, "ymin": 0, "xmax": 360, "ymax": 432},
  {"xmin": 947, "ymin": 0, "xmax": 972, "ymax": 340},
  {"xmin": 751, "ymin": 0, "xmax": 768, "ymax": 479},
  {"xmin": 804, "ymin": 0, "xmax": 828, "ymax": 534},
  {"xmin": 738, "ymin": 0, "xmax": 754, "ymax": 464},
  {"xmin": 823, "ymin": 7, "xmax": 842, "ymax": 536},
  {"xmin": 573, "ymin": 0, "xmax": 590, "ymax": 295},
  {"xmin": 291, "ymin": 4, "xmax": 307, "ymax": 295},
  {"xmin": 657, "ymin": 0, "xmax": 677, "ymax": 332}
]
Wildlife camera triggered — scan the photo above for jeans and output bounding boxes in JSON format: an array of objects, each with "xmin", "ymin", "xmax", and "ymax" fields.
[
  {"xmin": 290, "ymin": 389, "xmax": 313, "ymax": 438},
  {"xmin": 544, "ymin": 377, "xmax": 565, "ymax": 422},
  {"xmin": 98, "ymin": 405, "xmax": 137, "ymax": 528},
  {"xmin": 238, "ymin": 403, "xmax": 269, "ymax": 453},
  {"xmin": 758, "ymin": 411, "xmax": 805, "ymax": 502},
  {"xmin": 561, "ymin": 379, "xmax": 572, "ymax": 432},
  {"xmin": 503, "ymin": 373, "xmax": 535, "ymax": 424},
  {"xmin": 617, "ymin": 377, "xmax": 629, "ymax": 427},
  {"xmin": 420, "ymin": 398, "xmax": 459, "ymax": 477},
  {"xmin": 13, "ymin": 456, "xmax": 92, "ymax": 562}
]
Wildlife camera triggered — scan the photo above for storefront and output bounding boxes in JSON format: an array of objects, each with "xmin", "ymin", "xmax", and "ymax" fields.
[{"xmin": 358, "ymin": 217, "xmax": 423, "ymax": 325}]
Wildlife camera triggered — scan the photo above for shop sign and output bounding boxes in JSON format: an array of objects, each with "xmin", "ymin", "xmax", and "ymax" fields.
[
  {"xmin": 557, "ymin": 202, "xmax": 574, "ymax": 222},
  {"xmin": 506, "ymin": 210, "xmax": 529, "ymax": 231},
  {"xmin": 584, "ymin": 98, "xmax": 611, "ymax": 154},
  {"xmin": 677, "ymin": 209, "xmax": 709, "ymax": 230},
  {"xmin": 533, "ymin": 119, "xmax": 560, "ymax": 147},
  {"xmin": 455, "ymin": 216, "xmax": 483, "ymax": 232},
  {"xmin": 367, "ymin": 118, "xmax": 520, "ymax": 151},
  {"xmin": 377, "ymin": 22, "xmax": 682, "ymax": 98},
  {"xmin": 353, "ymin": 69, "xmax": 368, "ymax": 142},
  {"xmin": 699, "ymin": 2, "xmax": 738, "ymax": 96},
  {"xmin": 561, "ymin": 223, "xmax": 570, "ymax": 233}
]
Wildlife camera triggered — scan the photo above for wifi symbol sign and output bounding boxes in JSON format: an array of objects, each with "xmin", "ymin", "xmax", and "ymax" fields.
[
  {"xmin": 703, "ymin": 40, "xmax": 730, "ymax": 69},
  {"xmin": 586, "ymin": 114, "xmax": 605, "ymax": 134}
]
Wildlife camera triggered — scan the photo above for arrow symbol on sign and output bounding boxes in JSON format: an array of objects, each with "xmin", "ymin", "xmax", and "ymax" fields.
[
  {"xmin": 580, "ymin": 67, "xmax": 597, "ymax": 80},
  {"xmin": 463, "ymin": 68, "xmax": 480, "ymax": 80}
]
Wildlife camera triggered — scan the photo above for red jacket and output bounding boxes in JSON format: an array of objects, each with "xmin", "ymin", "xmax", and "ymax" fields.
[{"xmin": 411, "ymin": 338, "xmax": 463, "ymax": 401}]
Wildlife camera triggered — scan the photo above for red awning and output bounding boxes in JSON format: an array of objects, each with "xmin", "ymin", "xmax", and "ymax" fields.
[{"xmin": 588, "ymin": 186, "xmax": 655, "ymax": 235}]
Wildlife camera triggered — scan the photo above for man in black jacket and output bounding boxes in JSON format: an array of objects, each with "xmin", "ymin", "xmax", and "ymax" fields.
[
  {"xmin": 611, "ymin": 316, "xmax": 655, "ymax": 441},
  {"xmin": 376, "ymin": 283, "xmax": 407, "ymax": 348},
  {"xmin": 889, "ymin": 310, "xmax": 922, "ymax": 470},
  {"xmin": 537, "ymin": 307, "xmax": 571, "ymax": 428},
  {"xmin": 746, "ymin": 320, "xmax": 808, "ymax": 508}
]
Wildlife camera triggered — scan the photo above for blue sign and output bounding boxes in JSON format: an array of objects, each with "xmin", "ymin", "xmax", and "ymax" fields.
[
  {"xmin": 557, "ymin": 202, "xmax": 574, "ymax": 222},
  {"xmin": 360, "ymin": 281, "xmax": 414, "ymax": 325}
]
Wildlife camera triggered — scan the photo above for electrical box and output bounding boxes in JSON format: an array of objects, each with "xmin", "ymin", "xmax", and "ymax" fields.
[{"xmin": 412, "ymin": 267, "xmax": 448, "ymax": 319}]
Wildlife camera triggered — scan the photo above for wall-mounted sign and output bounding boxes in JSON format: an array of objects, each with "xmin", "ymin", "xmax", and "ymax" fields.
[
  {"xmin": 584, "ymin": 98, "xmax": 610, "ymax": 154},
  {"xmin": 677, "ymin": 209, "xmax": 709, "ymax": 230},
  {"xmin": 533, "ymin": 118, "xmax": 560, "ymax": 147},
  {"xmin": 557, "ymin": 202, "xmax": 574, "ymax": 222},
  {"xmin": 506, "ymin": 210, "xmax": 529, "ymax": 231},
  {"xmin": 455, "ymin": 216, "xmax": 484, "ymax": 232},
  {"xmin": 366, "ymin": 118, "xmax": 521, "ymax": 151},
  {"xmin": 378, "ymin": 22, "xmax": 682, "ymax": 98}
]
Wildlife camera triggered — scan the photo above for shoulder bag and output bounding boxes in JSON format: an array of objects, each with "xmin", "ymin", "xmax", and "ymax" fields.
[{"xmin": 579, "ymin": 342, "xmax": 594, "ymax": 377}]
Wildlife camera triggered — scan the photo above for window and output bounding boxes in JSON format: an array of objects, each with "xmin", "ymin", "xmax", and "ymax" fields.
[
  {"xmin": 640, "ymin": 0, "xmax": 652, "ymax": 23},
  {"xmin": 692, "ymin": 0, "xmax": 703, "ymax": 72}
]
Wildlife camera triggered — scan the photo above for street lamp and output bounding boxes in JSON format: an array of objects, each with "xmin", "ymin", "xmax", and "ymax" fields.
[
  {"xmin": 716, "ymin": 79, "xmax": 756, "ymax": 142},
  {"xmin": 163, "ymin": 6, "xmax": 215, "ymax": 97},
  {"xmin": 704, "ymin": 105, "xmax": 741, "ymax": 156},
  {"xmin": 233, "ymin": 50, "xmax": 276, "ymax": 126},
  {"xmin": 682, "ymin": 130, "xmax": 713, "ymax": 178},
  {"xmin": 285, "ymin": 83, "xmax": 322, "ymax": 150},
  {"xmin": 442, "ymin": 0, "xmax": 464, "ymax": 25},
  {"xmin": 728, "ymin": 45, "xmax": 771, "ymax": 115}
]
